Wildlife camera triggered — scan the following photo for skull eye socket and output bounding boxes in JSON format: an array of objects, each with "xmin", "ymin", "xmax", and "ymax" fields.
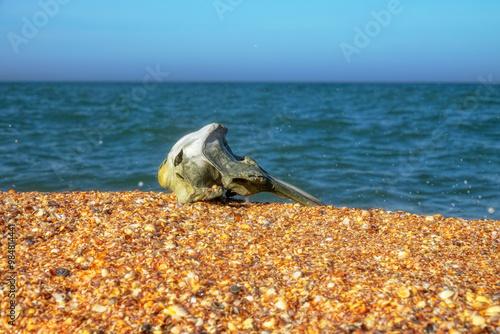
[{"xmin": 174, "ymin": 150, "xmax": 183, "ymax": 167}]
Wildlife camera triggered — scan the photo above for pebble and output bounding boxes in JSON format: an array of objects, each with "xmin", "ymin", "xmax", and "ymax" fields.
[
  {"xmin": 416, "ymin": 300, "xmax": 426, "ymax": 308},
  {"xmin": 341, "ymin": 217, "xmax": 351, "ymax": 225},
  {"xmin": 75, "ymin": 257, "xmax": 85, "ymax": 264},
  {"xmin": 34, "ymin": 209, "xmax": 45, "ymax": 217},
  {"xmin": 52, "ymin": 293, "xmax": 66, "ymax": 303},
  {"xmin": 263, "ymin": 318, "xmax": 276, "ymax": 328},
  {"xmin": 92, "ymin": 304, "xmax": 107, "ymax": 313},
  {"xmin": 398, "ymin": 251, "xmax": 408, "ymax": 258},
  {"xmin": 425, "ymin": 216, "xmax": 435, "ymax": 222},
  {"xmin": 275, "ymin": 299, "xmax": 287, "ymax": 310},
  {"xmin": 55, "ymin": 268, "xmax": 70, "ymax": 277},
  {"xmin": 439, "ymin": 289, "xmax": 455, "ymax": 300},
  {"xmin": 397, "ymin": 286, "xmax": 410, "ymax": 298},
  {"xmin": 212, "ymin": 301, "xmax": 225, "ymax": 310},
  {"xmin": 165, "ymin": 241, "xmax": 176, "ymax": 249},
  {"xmin": 242, "ymin": 318, "xmax": 254, "ymax": 329},
  {"xmin": 152, "ymin": 241, "xmax": 163, "ymax": 248},
  {"xmin": 471, "ymin": 314, "xmax": 486, "ymax": 326},
  {"xmin": 485, "ymin": 305, "xmax": 500, "ymax": 316},
  {"xmin": 132, "ymin": 288, "xmax": 142, "ymax": 297},
  {"xmin": 167, "ymin": 305, "xmax": 188, "ymax": 318},
  {"xmin": 123, "ymin": 228, "xmax": 134, "ymax": 235},
  {"xmin": 124, "ymin": 271, "xmax": 138, "ymax": 280},
  {"xmin": 144, "ymin": 224, "xmax": 157, "ymax": 232},
  {"xmin": 230, "ymin": 285, "xmax": 242, "ymax": 294}
]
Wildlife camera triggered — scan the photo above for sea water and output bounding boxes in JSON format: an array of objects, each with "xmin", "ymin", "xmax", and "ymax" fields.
[{"xmin": 1, "ymin": 82, "xmax": 499, "ymax": 220}]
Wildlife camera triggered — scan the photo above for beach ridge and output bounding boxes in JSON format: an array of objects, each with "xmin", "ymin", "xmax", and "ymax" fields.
[{"xmin": 1, "ymin": 191, "xmax": 499, "ymax": 333}]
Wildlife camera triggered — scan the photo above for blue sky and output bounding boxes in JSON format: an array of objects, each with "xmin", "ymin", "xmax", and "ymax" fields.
[{"xmin": 1, "ymin": 0, "xmax": 499, "ymax": 82}]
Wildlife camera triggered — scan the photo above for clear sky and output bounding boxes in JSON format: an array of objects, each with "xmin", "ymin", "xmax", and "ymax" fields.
[{"xmin": 1, "ymin": 0, "xmax": 499, "ymax": 82}]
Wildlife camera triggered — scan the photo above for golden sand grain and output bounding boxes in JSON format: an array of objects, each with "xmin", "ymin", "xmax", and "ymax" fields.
[{"xmin": 1, "ymin": 191, "xmax": 499, "ymax": 333}]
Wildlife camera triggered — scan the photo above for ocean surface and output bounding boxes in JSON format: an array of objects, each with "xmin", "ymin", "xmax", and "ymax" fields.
[{"xmin": 1, "ymin": 82, "xmax": 499, "ymax": 220}]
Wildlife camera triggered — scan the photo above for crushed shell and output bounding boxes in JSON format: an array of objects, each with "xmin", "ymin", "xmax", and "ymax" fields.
[
  {"xmin": 396, "ymin": 286, "xmax": 410, "ymax": 299},
  {"xmin": 486, "ymin": 305, "xmax": 500, "ymax": 316},
  {"xmin": 91, "ymin": 304, "xmax": 107, "ymax": 313},
  {"xmin": 439, "ymin": 289, "xmax": 455, "ymax": 300},
  {"xmin": 1, "ymin": 190, "xmax": 500, "ymax": 333}
]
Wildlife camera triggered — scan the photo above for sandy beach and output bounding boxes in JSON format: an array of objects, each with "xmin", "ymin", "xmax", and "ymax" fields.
[{"xmin": 1, "ymin": 190, "xmax": 499, "ymax": 333}]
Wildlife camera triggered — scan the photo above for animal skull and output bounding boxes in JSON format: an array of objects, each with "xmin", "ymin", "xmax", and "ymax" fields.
[{"xmin": 158, "ymin": 123, "xmax": 324, "ymax": 206}]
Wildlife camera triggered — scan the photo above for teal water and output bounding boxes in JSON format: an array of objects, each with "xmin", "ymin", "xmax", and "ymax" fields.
[{"xmin": 1, "ymin": 82, "xmax": 499, "ymax": 220}]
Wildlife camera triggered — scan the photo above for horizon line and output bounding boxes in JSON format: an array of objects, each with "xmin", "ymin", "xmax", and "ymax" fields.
[{"xmin": 0, "ymin": 80, "xmax": 496, "ymax": 85}]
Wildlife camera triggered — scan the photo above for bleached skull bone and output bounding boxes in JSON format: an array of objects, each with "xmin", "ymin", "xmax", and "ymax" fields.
[{"xmin": 158, "ymin": 123, "xmax": 324, "ymax": 206}]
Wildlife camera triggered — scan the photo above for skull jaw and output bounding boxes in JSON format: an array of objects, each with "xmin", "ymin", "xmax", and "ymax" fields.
[
  {"xmin": 223, "ymin": 175, "xmax": 268, "ymax": 198},
  {"xmin": 172, "ymin": 183, "xmax": 224, "ymax": 204}
]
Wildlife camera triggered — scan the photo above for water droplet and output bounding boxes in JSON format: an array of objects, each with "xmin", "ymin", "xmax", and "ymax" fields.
[
  {"xmin": 138, "ymin": 181, "xmax": 144, "ymax": 187},
  {"xmin": 488, "ymin": 207, "xmax": 495, "ymax": 214}
]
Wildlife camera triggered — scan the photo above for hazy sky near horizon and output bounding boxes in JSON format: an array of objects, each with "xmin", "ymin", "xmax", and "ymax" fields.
[{"xmin": 1, "ymin": 0, "xmax": 499, "ymax": 82}]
